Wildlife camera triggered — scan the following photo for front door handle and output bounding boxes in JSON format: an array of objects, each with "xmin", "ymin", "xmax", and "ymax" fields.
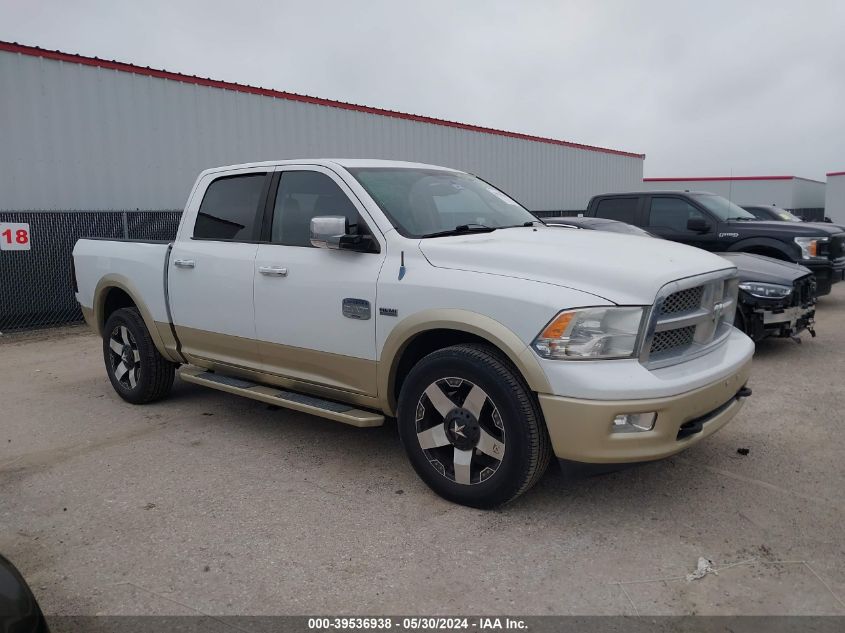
[
  {"xmin": 258, "ymin": 265, "xmax": 288, "ymax": 277},
  {"xmin": 174, "ymin": 259, "xmax": 195, "ymax": 269}
]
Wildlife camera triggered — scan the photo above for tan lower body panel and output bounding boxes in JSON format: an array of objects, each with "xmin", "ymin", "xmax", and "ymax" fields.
[
  {"xmin": 173, "ymin": 324, "xmax": 378, "ymax": 398},
  {"xmin": 538, "ymin": 358, "xmax": 752, "ymax": 464},
  {"xmin": 81, "ymin": 306, "xmax": 97, "ymax": 332},
  {"xmin": 179, "ymin": 366, "xmax": 384, "ymax": 427},
  {"xmin": 154, "ymin": 321, "xmax": 183, "ymax": 362}
]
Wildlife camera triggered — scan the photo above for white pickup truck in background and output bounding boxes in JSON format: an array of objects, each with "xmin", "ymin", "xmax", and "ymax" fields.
[{"xmin": 73, "ymin": 159, "xmax": 754, "ymax": 507}]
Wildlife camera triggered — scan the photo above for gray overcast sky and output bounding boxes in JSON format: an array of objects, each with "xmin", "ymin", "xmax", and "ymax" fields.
[{"xmin": 2, "ymin": 0, "xmax": 843, "ymax": 179}]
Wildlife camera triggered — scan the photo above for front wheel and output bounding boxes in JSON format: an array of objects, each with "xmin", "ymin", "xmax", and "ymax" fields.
[
  {"xmin": 103, "ymin": 307, "xmax": 176, "ymax": 404},
  {"xmin": 397, "ymin": 344, "xmax": 551, "ymax": 508}
]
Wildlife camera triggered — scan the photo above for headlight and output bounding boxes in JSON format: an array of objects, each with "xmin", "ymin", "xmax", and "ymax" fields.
[
  {"xmin": 532, "ymin": 307, "xmax": 645, "ymax": 360},
  {"xmin": 794, "ymin": 236, "xmax": 828, "ymax": 259},
  {"xmin": 738, "ymin": 282, "xmax": 792, "ymax": 299}
]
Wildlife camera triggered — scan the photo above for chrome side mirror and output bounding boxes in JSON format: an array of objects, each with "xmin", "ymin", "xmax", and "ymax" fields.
[{"xmin": 310, "ymin": 216, "xmax": 347, "ymax": 249}]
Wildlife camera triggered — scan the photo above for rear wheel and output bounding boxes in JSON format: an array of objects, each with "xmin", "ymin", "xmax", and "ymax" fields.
[
  {"xmin": 103, "ymin": 307, "xmax": 176, "ymax": 404},
  {"xmin": 397, "ymin": 344, "xmax": 551, "ymax": 508}
]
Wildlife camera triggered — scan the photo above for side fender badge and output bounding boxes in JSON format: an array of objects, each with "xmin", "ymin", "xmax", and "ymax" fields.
[{"xmin": 342, "ymin": 298, "xmax": 371, "ymax": 320}]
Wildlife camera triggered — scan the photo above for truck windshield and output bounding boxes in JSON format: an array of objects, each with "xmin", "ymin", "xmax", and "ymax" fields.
[
  {"xmin": 690, "ymin": 194, "xmax": 757, "ymax": 221},
  {"xmin": 348, "ymin": 168, "xmax": 538, "ymax": 238},
  {"xmin": 772, "ymin": 208, "xmax": 803, "ymax": 222}
]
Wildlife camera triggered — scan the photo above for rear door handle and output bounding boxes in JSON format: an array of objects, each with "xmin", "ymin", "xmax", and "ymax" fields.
[
  {"xmin": 258, "ymin": 265, "xmax": 288, "ymax": 277},
  {"xmin": 174, "ymin": 259, "xmax": 195, "ymax": 269}
]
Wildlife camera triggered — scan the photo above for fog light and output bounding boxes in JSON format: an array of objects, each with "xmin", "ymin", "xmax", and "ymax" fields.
[{"xmin": 612, "ymin": 412, "xmax": 656, "ymax": 433}]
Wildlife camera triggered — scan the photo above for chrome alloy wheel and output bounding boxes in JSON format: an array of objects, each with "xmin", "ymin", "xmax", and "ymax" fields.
[
  {"xmin": 108, "ymin": 325, "xmax": 140, "ymax": 389},
  {"xmin": 415, "ymin": 377, "xmax": 506, "ymax": 485}
]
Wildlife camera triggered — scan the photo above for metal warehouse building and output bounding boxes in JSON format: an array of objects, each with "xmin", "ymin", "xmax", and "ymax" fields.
[
  {"xmin": 0, "ymin": 41, "xmax": 644, "ymax": 214},
  {"xmin": 0, "ymin": 40, "xmax": 644, "ymax": 331},
  {"xmin": 825, "ymin": 171, "xmax": 845, "ymax": 224},
  {"xmin": 642, "ymin": 176, "xmax": 826, "ymax": 219}
]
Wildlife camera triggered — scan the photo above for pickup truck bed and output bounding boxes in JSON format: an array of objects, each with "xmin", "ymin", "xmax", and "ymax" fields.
[{"xmin": 74, "ymin": 238, "xmax": 172, "ymax": 323}]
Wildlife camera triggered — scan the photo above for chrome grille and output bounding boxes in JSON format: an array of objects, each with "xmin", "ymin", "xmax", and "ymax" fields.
[
  {"xmin": 659, "ymin": 287, "xmax": 704, "ymax": 315},
  {"xmin": 640, "ymin": 271, "xmax": 739, "ymax": 369},
  {"xmin": 650, "ymin": 326, "xmax": 695, "ymax": 355}
]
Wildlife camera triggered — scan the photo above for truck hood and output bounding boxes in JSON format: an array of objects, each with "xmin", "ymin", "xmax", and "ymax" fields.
[
  {"xmin": 417, "ymin": 226, "xmax": 735, "ymax": 305},
  {"xmin": 717, "ymin": 252, "xmax": 811, "ymax": 284},
  {"xmin": 727, "ymin": 219, "xmax": 845, "ymax": 238}
]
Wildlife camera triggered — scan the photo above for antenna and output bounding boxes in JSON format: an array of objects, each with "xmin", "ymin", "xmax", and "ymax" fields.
[{"xmin": 728, "ymin": 168, "xmax": 734, "ymax": 202}]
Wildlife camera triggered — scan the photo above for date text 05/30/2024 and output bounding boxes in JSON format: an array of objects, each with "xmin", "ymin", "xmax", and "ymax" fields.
[{"xmin": 307, "ymin": 617, "xmax": 527, "ymax": 630}]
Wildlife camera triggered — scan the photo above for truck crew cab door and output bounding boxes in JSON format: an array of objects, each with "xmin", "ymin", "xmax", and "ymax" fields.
[
  {"xmin": 167, "ymin": 168, "xmax": 270, "ymax": 369},
  {"xmin": 252, "ymin": 166, "xmax": 386, "ymax": 398},
  {"xmin": 645, "ymin": 195, "xmax": 720, "ymax": 251}
]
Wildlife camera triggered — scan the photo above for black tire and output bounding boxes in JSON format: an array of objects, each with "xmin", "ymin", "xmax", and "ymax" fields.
[
  {"xmin": 397, "ymin": 343, "xmax": 552, "ymax": 508},
  {"xmin": 103, "ymin": 307, "xmax": 176, "ymax": 404}
]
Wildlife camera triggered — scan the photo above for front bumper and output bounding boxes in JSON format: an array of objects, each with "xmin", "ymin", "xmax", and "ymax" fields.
[
  {"xmin": 538, "ymin": 355, "xmax": 752, "ymax": 464},
  {"xmin": 761, "ymin": 304, "xmax": 815, "ymax": 334},
  {"xmin": 739, "ymin": 298, "xmax": 816, "ymax": 341},
  {"xmin": 805, "ymin": 259, "xmax": 843, "ymax": 296}
]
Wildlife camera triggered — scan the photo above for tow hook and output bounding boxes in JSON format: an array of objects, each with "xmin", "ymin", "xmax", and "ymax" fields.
[{"xmin": 737, "ymin": 386, "xmax": 752, "ymax": 399}]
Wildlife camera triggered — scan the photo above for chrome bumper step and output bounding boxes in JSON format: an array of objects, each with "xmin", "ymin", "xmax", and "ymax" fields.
[{"xmin": 178, "ymin": 366, "xmax": 384, "ymax": 428}]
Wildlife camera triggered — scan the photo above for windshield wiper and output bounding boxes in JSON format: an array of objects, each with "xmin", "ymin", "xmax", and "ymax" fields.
[
  {"xmin": 725, "ymin": 216, "xmax": 754, "ymax": 221},
  {"xmin": 420, "ymin": 224, "xmax": 497, "ymax": 238}
]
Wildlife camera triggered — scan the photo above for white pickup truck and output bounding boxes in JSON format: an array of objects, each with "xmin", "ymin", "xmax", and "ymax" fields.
[{"xmin": 73, "ymin": 159, "xmax": 754, "ymax": 507}]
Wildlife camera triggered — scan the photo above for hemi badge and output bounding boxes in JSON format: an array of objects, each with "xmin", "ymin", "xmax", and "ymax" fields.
[{"xmin": 379, "ymin": 307, "xmax": 398, "ymax": 317}]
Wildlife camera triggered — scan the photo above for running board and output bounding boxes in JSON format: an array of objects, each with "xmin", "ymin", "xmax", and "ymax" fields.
[{"xmin": 178, "ymin": 366, "xmax": 384, "ymax": 428}]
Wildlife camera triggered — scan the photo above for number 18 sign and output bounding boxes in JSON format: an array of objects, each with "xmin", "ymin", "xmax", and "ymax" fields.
[{"xmin": 0, "ymin": 223, "xmax": 31, "ymax": 251}]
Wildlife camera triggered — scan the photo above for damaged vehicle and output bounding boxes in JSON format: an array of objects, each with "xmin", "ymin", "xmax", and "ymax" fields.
[
  {"xmin": 546, "ymin": 216, "xmax": 817, "ymax": 342},
  {"xmin": 718, "ymin": 253, "xmax": 816, "ymax": 342}
]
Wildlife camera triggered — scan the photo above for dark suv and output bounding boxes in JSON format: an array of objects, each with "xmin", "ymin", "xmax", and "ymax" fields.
[{"xmin": 585, "ymin": 191, "xmax": 845, "ymax": 295}]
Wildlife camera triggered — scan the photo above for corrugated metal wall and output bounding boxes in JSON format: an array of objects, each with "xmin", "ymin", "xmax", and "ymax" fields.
[
  {"xmin": 825, "ymin": 174, "xmax": 845, "ymax": 224},
  {"xmin": 0, "ymin": 50, "xmax": 643, "ymax": 213},
  {"xmin": 791, "ymin": 178, "xmax": 826, "ymax": 209},
  {"xmin": 641, "ymin": 178, "xmax": 825, "ymax": 210}
]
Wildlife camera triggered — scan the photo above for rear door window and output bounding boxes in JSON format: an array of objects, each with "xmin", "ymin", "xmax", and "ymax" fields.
[
  {"xmin": 193, "ymin": 173, "xmax": 267, "ymax": 240},
  {"xmin": 593, "ymin": 197, "xmax": 640, "ymax": 224}
]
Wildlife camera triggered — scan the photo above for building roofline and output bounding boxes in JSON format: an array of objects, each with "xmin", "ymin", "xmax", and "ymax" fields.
[
  {"xmin": 827, "ymin": 171, "xmax": 845, "ymax": 177},
  {"xmin": 644, "ymin": 175, "xmax": 825, "ymax": 184},
  {"xmin": 0, "ymin": 40, "xmax": 645, "ymax": 160}
]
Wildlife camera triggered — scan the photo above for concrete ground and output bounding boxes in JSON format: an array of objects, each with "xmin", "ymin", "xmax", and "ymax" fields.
[{"xmin": 1, "ymin": 287, "xmax": 844, "ymax": 617}]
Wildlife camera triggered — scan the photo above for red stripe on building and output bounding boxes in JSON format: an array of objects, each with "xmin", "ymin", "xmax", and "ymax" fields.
[
  {"xmin": 644, "ymin": 176, "xmax": 794, "ymax": 182},
  {"xmin": 827, "ymin": 171, "xmax": 845, "ymax": 177},
  {"xmin": 0, "ymin": 40, "xmax": 645, "ymax": 159}
]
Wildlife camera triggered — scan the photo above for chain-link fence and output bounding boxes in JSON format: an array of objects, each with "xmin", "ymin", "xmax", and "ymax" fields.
[
  {"xmin": 0, "ymin": 210, "xmax": 181, "ymax": 332},
  {"xmin": 0, "ymin": 207, "xmax": 593, "ymax": 333}
]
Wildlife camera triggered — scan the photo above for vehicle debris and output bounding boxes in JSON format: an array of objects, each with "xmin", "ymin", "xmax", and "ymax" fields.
[{"xmin": 686, "ymin": 557, "xmax": 718, "ymax": 582}]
